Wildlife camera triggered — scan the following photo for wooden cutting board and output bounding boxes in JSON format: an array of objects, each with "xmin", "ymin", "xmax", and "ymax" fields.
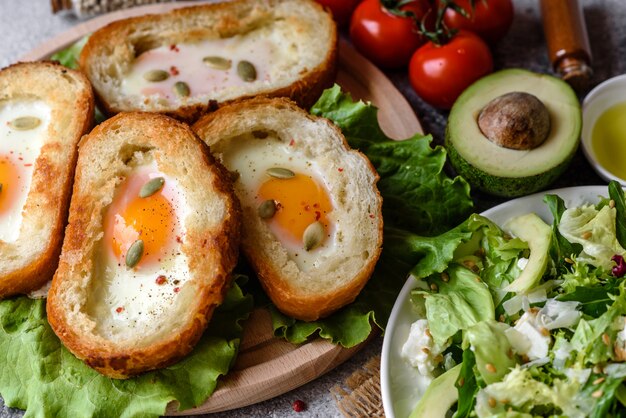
[{"xmin": 22, "ymin": 2, "xmax": 423, "ymax": 414}]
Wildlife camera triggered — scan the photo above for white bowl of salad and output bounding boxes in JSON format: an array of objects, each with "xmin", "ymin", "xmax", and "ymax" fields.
[{"xmin": 382, "ymin": 183, "xmax": 626, "ymax": 418}]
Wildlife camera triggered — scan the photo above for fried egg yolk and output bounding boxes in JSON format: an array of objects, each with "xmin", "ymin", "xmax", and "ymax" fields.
[
  {"xmin": 258, "ymin": 173, "xmax": 332, "ymax": 247},
  {"xmin": 0, "ymin": 156, "xmax": 20, "ymax": 217},
  {"xmin": 103, "ymin": 169, "xmax": 178, "ymax": 269}
]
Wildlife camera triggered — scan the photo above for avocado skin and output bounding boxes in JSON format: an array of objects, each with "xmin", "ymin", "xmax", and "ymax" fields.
[{"xmin": 446, "ymin": 134, "xmax": 578, "ymax": 197}]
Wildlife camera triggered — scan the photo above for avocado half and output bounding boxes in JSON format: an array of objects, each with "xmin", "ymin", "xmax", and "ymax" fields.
[{"xmin": 446, "ymin": 69, "xmax": 581, "ymax": 197}]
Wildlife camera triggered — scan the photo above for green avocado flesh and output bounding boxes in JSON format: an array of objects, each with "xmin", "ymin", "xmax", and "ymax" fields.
[
  {"xmin": 409, "ymin": 364, "xmax": 461, "ymax": 418},
  {"xmin": 446, "ymin": 69, "xmax": 582, "ymax": 197},
  {"xmin": 503, "ymin": 213, "xmax": 552, "ymax": 293}
]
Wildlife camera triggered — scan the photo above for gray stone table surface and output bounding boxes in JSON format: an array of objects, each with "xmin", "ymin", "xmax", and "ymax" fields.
[{"xmin": 0, "ymin": 0, "xmax": 624, "ymax": 417}]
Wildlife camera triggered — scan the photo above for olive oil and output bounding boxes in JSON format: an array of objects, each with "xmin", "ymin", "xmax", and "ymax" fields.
[{"xmin": 592, "ymin": 102, "xmax": 626, "ymax": 179}]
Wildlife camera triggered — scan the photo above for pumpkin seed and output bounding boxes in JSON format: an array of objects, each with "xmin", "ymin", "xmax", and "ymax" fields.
[
  {"xmin": 202, "ymin": 56, "xmax": 232, "ymax": 70},
  {"xmin": 266, "ymin": 167, "xmax": 295, "ymax": 179},
  {"xmin": 173, "ymin": 81, "xmax": 190, "ymax": 97},
  {"xmin": 258, "ymin": 199, "xmax": 277, "ymax": 219},
  {"xmin": 125, "ymin": 239, "xmax": 144, "ymax": 268},
  {"xmin": 139, "ymin": 177, "xmax": 165, "ymax": 198},
  {"xmin": 303, "ymin": 221, "xmax": 325, "ymax": 251},
  {"xmin": 143, "ymin": 69, "xmax": 169, "ymax": 82},
  {"xmin": 9, "ymin": 116, "xmax": 41, "ymax": 131},
  {"xmin": 237, "ymin": 60, "xmax": 257, "ymax": 82}
]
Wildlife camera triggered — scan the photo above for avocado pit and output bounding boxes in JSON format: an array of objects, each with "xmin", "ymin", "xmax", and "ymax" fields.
[{"xmin": 478, "ymin": 92, "xmax": 551, "ymax": 150}]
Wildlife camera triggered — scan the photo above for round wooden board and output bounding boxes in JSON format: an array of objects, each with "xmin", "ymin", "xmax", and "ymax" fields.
[{"xmin": 22, "ymin": 2, "xmax": 423, "ymax": 414}]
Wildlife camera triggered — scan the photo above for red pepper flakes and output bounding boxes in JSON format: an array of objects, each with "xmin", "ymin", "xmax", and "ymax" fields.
[
  {"xmin": 289, "ymin": 139, "xmax": 296, "ymax": 146},
  {"xmin": 155, "ymin": 275, "xmax": 167, "ymax": 285},
  {"xmin": 169, "ymin": 44, "xmax": 179, "ymax": 52},
  {"xmin": 174, "ymin": 287, "xmax": 180, "ymax": 293},
  {"xmin": 338, "ymin": 168, "xmax": 344, "ymax": 172},
  {"xmin": 315, "ymin": 211, "xmax": 321, "ymax": 221},
  {"xmin": 369, "ymin": 214, "xmax": 375, "ymax": 219},
  {"xmin": 116, "ymin": 307, "xmax": 124, "ymax": 313},
  {"xmin": 292, "ymin": 399, "xmax": 306, "ymax": 412},
  {"xmin": 170, "ymin": 66, "xmax": 179, "ymax": 76},
  {"xmin": 24, "ymin": 163, "xmax": 32, "ymax": 167},
  {"xmin": 304, "ymin": 205, "xmax": 311, "ymax": 211},
  {"xmin": 176, "ymin": 235, "xmax": 183, "ymax": 244}
]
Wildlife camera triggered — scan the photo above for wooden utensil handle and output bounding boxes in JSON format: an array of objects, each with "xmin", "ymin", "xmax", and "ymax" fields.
[{"xmin": 540, "ymin": 0, "xmax": 592, "ymax": 91}]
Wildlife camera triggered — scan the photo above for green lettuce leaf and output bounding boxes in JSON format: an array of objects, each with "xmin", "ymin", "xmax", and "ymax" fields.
[
  {"xmin": 464, "ymin": 320, "xmax": 516, "ymax": 385},
  {"xmin": 272, "ymin": 86, "xmax": 473, "ymax": 345},
  {"xmin": 544, "ymin": 194, "xmax": 583, "ymax": 270},
  {"xmin": 50, "ymin": 36, "xmax": 88, "ymax": 69},
  {"xmin": 0, "ymin": 279, "xmax": 253, "ymax": 417},
  {"xmin": 413, "ymin": 264, "xmax": 494, "ymax": 346}
]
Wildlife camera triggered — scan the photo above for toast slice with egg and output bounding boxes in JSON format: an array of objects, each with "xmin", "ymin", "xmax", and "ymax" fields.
[
  {"xmin": 79, "ymin": 0, "xmax": 338, "ymax": 123},
  {"xmin": 193, "ymin": 97, "xmax": 383, "ymax": 321},
  {"xmin": 0, "ymin": 61, "xmax": 94, "ymax": 298},
  {"xmin": 47, "ymin": 112, "xmax": 241, "ymax": 378}
]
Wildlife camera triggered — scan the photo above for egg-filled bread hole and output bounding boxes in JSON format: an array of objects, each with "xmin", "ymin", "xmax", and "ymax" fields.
[{"xmin": 257, "ymin": 171, "xmax": 333, "ymax": 250}]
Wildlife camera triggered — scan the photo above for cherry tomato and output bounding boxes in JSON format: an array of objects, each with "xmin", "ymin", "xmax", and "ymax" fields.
[
  {"xmin": 316, "ymin": 0, "xmax": 362, "ymax": 27},
  {"xmin": 409, "ymin": 30, "xmax": 493, "ymax": 109},
  {"xmin": 442, "ymin": 0, "xmax": 514, "ymax": 44},
  {"xmin": 349, "ymin": 0, "xmax": 431, "ymax": 68}
]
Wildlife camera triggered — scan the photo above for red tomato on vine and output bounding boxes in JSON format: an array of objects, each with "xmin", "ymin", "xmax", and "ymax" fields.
[
  {"xmin": 409, "ymin": 30, "xmax": 493, "ymax": 109},
  {"xmin": 349, "ymin": 0, "xmax": 432, "ymax": 68},
  {"xmin": 442, "ymin": 0, "xmax": 514, "ymax": 44},
  {"xmin": 315, "ymin": 0, "xmax": 362, "ymax": 27}
]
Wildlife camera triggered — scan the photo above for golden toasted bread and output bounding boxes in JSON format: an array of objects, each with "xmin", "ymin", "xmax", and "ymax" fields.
[
  {"xmin": 193, "ymin": 97, "xmax": 383, "ymax": 321},
  {"xmin": 47, "ymin": 112, "xmax": 241, "ymax": 378},
  {"xmin": 79, "ymin": 0, "xmax": 338, "ymax": 122},
  {"xmin": 0, "ymin": 61, "xmax": 94, "ymax": 298}
]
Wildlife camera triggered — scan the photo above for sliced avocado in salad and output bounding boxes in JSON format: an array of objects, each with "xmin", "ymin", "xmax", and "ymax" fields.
[
  {"xmin": 409, "ymin": 364, "xmax": 460, "ymax": 418},
  {"xmin": 446, "ymin": 69, "xmax": 581, "ymax": 197},
  {"xmin": 503, "ymin": 213, "xmax": 552, "ymax": 293}
]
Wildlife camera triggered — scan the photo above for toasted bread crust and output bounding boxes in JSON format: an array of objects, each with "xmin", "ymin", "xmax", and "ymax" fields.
[
  {"xmin": 193, "ymin": 98, "xmax": 383, "ymax": 321},
  {"xmin": 79, "ymin": 0, "xmax": 338, "ymax": 123},
  {"xmin": 0, "ymin": 61, "xmax": 94, "ymax": 298},
  {"xmin": 47, "ymin": 112, "xmax": 241, "ymax": 378}
]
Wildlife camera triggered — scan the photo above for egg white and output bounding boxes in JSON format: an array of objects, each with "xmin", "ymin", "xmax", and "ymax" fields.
[
  {"xmin": 86, "ymin": 161, "xmax": 192, "ymax": 341},
  {"xmin": 219, "ymin": 132, "xmax": 338, "ymax": 272},
  {"xmin": 0, "ymin": 100, "xmax": 50, "ymax": 243}
]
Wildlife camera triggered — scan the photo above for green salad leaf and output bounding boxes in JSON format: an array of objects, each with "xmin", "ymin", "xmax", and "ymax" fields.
[
  {"xmin": 0, "ymin": 279, "xmax": 253, "ymax": 417},
  {"xmin": 414, "ymin": 265, "xmax": 494, "ymax": 345},
  {"xmin": 609, "ymin": 180, "xmax": 626, "ymax": 249},
  {"xmin": 50, "ymin": 36, "xmax": 88, "ymax": 69},
  {"xmin": 454, "ymin": 349, "xmax": 479, "ymax": 418}
]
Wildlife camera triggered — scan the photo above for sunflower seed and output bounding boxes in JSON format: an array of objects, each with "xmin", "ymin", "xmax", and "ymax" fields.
[
  {"xmin": 139, "ymin": 177, "xmax": 165, "ymax": 198},
  {"xmin": 125, "ymin": 239, "xmax": 144, "ymax": 269},
  {"xmin": 143, "ymin": 69, "xmax": 169, "ymax": 82},
  {"xmin": 237, "ymin": 60, "xmax": 257, "ymax": 82},
  {"xmin": 258, "ymin": 200, "xmax": 277, "ymax": 219},
  {"xmin": 266, "ymin": 167, "xmax": 295, "ymax": 179},
  {"xmin": 303, "ymin": 221, "xmax": 325, "ymax": 251},
  {"xmin": 9, "ymin": 116, "xmax": 41, "ymax": 131},
  {"xmin": 202, "ymin": 56, "xmax": 232, "ymax": 70},
  {"xmin": 173, "ymin": 81, "xmax": 190, "ymax": 97}
]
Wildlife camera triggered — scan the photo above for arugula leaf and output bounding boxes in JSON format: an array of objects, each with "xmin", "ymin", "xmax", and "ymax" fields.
[
  {"xmin": 558, "ymin": 281, "xmax": 620, "ymax": 317},
  {"xmin": 0, "ymin": 279, "xmax": 253, "ymax": 417},
  {"xmin": 609, "ymin": 180, "xmax": 626, "ymax": 249},
  {"xmin": 272, "ymin": 87, "xmax": 473, "ymax": 345},
  {"xmin": 544, "ymin": 194, "xmax": 583, "ymax": 265},
  {"xmin": 453, "ymin": 349, "xmax": 478, "ymax": 418}
]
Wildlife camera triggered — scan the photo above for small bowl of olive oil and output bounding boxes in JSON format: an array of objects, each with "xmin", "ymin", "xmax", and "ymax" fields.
[{"xmin": 582, "ymin": 74, "xmax": 626, "ymax": 184}]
